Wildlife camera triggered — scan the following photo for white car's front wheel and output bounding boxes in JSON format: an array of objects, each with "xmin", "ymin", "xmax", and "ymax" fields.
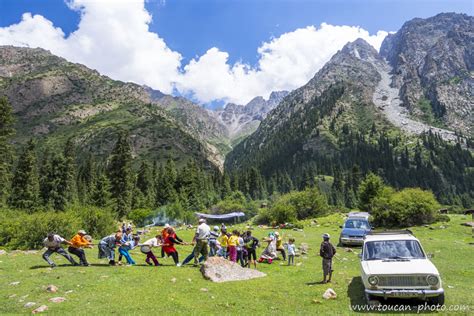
[{"xmin": 427, "ymin": 293, "xmax": 445, "ymax": 306}]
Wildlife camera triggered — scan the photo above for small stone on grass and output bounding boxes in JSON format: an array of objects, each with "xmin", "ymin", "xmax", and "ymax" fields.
[
  {"xmin": 46, "ymin": 285, "xmax": 58, "ymax": 293},
  {"xmin": 32, "ymin": 305, "xmax": 48, "ymax": 314},
  {"xmin": 48, "ymin": 297, "xmax": 66, "ymax": 303}
]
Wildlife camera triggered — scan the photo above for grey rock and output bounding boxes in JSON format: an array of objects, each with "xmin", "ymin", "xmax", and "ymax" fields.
[
  {"xmin": 31, "ymin": 305, "xmax": 48, "ymax": 314},
  {"xmin": 45, "ymin": 284, "xmax": 58, "ymax": 293},
  {"xmin": 48, "ymin": 297, "xmax": 66, "ymax": 303},
  {"xmin": 200, "ymin": 257, "xmax": 266, "ymax": 283}
]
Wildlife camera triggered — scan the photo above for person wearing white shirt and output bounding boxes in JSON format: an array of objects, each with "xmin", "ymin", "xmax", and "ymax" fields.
[
  {"xmin": 42, "ymin": 233, "xmax": 77, "ymax": 267},
  {"xmin": 140, "ymin": 235, "xmax": 162, "ymax": 266},
  {"xmin": 193, "ymin": 218, "xmax": 210, "ymax": 266}
]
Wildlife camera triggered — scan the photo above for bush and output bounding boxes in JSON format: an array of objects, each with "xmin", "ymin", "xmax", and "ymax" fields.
[
  {"xmin": 76, "ymin": 206, "xmax": 117, "ymax": 238},
  {"xmin": 271, "ymin": 203, "xmax": 297, "ymax": 224},
  {"xmin": 435, "ymin": 214, "xmax": 450, "ymax": 223},
  {"xmin": 281, "ymin": 187, "xmax": 329, "ymax": 220},
  {"xmin": 254, "ymin": 187, "xmax": 328, "ymax": 225},
  {"xmin": 358, "ymin": 173, "xmax": 386, "ymax": 211},
  {"xmin": 372, "ymin": 188, "xmax": 440, "ymax": 227},
  {"xmin": 253, "ymin": 208, "xmax": 272, "ymax": 225},
  {"xmin": 0, "ymin": 207, "xmax": 117, "ymax": 249},
  {"xmin": 128, "ymin": 208, "xmax": 153, "ymax": 227},
  {"xmin": 0, "ymin": 209, "xmax": 80, "ymax": 249},
  {"xmin": 210, "ymin": 191, "xmax": 259, "ymax": 218}
]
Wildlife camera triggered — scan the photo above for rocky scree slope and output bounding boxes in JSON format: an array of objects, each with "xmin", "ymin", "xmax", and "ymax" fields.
[{"xmin": 380, "ymin": 12, "xmax": 473, "ymax": 136}]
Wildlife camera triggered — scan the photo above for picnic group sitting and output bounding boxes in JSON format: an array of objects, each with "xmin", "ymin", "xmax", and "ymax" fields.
[{"xmin": 42, "ymin": 219, "xmax": 297, "ymax": 268}]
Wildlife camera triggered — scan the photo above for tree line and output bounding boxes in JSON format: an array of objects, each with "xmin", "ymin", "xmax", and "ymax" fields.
[{"xmin": 1, "ymin": 95, "xmax": 472, "ymax": 222}]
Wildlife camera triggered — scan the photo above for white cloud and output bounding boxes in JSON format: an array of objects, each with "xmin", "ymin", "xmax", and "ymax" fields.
[
  {"xmin": 0, "ymin": 0, "xmax": 388, "ymax": 104},
  {"xmin": 0, "ymin": 0, "xmax": 181, "ymax": 94},
  {"xmin": 178, "ymin": 24, "xmax": 388, "ymax": 104}
]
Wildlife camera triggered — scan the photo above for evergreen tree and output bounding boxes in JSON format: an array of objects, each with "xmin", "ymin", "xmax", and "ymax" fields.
[
  {"xmin": 358, "ymin": 173, "xmax": 385, "ymax": 211},
  {"xmin": 135, "ymin": 161, "xmax": 153, "ymax": 207},
  {"xmin": 248, "ymin": 167, "xmax": 264, "ymax": 200},
  {"xmin": 0, "ymin": 96, "xmax": 15, "ymax": 206},
  {"xmin": 230, "ymin": 172, "xmax": 240, "ymax": 192},
  {"xmin": 9, "ymin": 139, "xmax": 39, "ymax": 210},
  {"xmin": 279, "ymin": 172, "xmax": 294, "ymax": 193},
  {"xmin": 39, "ymin": 148, "xmax": 51, "ymax": 206},
  {"xmin": 330, "ymin": 168, "xmax": 344, "ymax": 205},
  {"xmin": 42, "ymin": 153, "xmax": 69, "ymax": 211},
  {"xmin": 221, "ymin": 173, "xmax": 231, "ymax": 198},
  {"xmin": 63, "ymin": 138, "xmax": 78, "ymax": 204},
  {"xmin": 156, "ymin": 159, "xmax": 177, "ymax": 205},
  {"xmin": 90, "ymin": 173, "xmax": 111, "ymax": 208},
  {"xmin": 267, "ymin": 175, "xmax": 278, "ymax": 196},
  {"xmin": 77, "ymin": 154, "xmax": 95, "ymax": 204},
  {"xmin": 107, "ymin": 130, "xmax": 134, "ymax": 218}
]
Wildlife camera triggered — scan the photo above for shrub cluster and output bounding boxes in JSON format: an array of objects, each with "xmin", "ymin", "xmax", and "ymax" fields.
[
  {"xmin": 359, "ymin": 174, "xmax": 442, "ymax": 227},
  {"xmin": 0, "ymin": 206, "xmax": 116, "ymax": 249},
  {"xmin": 254, "ymin": 187, "xmax": 329, "ymax": 225}
]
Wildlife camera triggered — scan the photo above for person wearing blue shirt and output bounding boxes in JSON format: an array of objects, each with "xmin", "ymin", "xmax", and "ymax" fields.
[
  {"xmin": 118, "ymin": 235, "xmax": 140, "ymax": 265},
  {"xmin": 118, "ymin": 228, "xmax": 133, "ymax": 264}
]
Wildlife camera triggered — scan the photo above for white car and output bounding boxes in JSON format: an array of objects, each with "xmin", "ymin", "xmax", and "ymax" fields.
[{"xmin": 360, "ymin": 230, "xmax": 444, "ymax": 305}]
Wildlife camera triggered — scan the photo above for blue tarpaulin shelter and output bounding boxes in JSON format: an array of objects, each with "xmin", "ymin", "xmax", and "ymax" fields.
[{"xmin": 195, "ymin": 212, "xmax": 245, "ymax": 222}]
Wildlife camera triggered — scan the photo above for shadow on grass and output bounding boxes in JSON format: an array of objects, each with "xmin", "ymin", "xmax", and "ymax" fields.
[
  {"xmin": 348, "ymin": 277, "xmax": 440, "ymax": 314},
  {"xmin": 305, "ymin": 281, "xmax": 326, "ymax": 285},
  {"xmin": 30, "ymin": 264, "xmax": 77, "ymax": 269},
  {"xmin": 30, "ymin": 263, "xmax": 182, "ymax": 269}
]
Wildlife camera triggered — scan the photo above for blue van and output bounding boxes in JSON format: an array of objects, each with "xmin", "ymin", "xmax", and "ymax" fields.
[{"xmin": 339, "ymin": 212, "xmax": 372, "ymax": 246}]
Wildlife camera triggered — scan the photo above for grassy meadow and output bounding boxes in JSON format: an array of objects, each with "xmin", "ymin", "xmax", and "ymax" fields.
[{"xmin": 0, "ymin": 214, "xmax": 473, "ymax": 315}]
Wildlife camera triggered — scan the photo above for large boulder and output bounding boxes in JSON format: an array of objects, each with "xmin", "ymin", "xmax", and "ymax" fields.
[{"xmin": 200, "ymin": 257, "xmax": 266, "ymax": 283}]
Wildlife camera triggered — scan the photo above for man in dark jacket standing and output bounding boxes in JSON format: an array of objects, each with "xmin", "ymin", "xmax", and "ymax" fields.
[{"xmin": 319, "ymin": 233, "xmax": 336, "ymax": 283}]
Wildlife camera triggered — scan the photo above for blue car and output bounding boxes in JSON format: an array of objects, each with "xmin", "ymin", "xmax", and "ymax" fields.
[{"xmin": 339, "ymin": 212, "xmax": 372, "ymax": 246}]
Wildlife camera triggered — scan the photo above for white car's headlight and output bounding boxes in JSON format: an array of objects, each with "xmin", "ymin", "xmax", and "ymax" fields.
[
  {"xmin": 368, "ymin": 276, "xmax": 379, "ymax": 286},
  {"xmin": 426, "ymin": 275, "xmax": 439, "ymax": 286}
]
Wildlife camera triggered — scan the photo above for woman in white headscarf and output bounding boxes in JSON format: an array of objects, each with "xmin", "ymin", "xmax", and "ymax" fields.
[{"xmin": 258, "ymin": 232, "xmax": 277, "ymax": 264}]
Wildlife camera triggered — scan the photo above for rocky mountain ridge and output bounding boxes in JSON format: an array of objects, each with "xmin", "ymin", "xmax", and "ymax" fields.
[
  {"xmin": 213, "ymin": 90, "xmax": 289, "ymax": 143},
  {"xmin": 380, "ymin": 12, "xmax": 473, "ymax": 136},
  {"xmin": 0, "ymin": 45, "xmax": 222, "ymax": 169}
]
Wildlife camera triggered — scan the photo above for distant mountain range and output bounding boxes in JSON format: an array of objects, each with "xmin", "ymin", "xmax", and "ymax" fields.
[
  {"xmin": 0, "ymin": 12, "xmax": 472, "ymax": 182},
  {"xmin": 225, "ymin": 13, "xmax": 473, "ymax": 204},
  {"xmin": 0, "ymin": 46, "xmax": 287, "ymax": 170}
]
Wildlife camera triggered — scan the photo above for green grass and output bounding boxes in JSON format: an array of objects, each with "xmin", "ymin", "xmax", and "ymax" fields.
[{"xmin": 0, "ymin": 214, "xmax": 473, "ymax": 315}]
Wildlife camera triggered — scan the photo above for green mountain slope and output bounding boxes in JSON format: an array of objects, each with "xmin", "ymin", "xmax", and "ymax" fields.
[
  {"xmin": 225, "ymin": 37, "xmax": 473, "ymax": 206},
  {"xmin": 0, "ymin": 46, "xmax": 220, "ymax": 169}
]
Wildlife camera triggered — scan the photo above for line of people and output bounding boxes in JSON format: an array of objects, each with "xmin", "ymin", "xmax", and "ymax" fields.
[
  {"xmin": 41, "ymin": 219, "xmax": 297, "ymax": 268},
  {"xmin": 180, "ymin": 219, "xmax": 297, "ymax": 268},
  {"xmin": 42, "ymin": 230, "xmax": 93, "ymax": 267}
]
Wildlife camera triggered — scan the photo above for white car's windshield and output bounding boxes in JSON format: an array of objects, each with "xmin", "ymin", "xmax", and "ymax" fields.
[
  {"xmin": 345, "ymin": 219, "xmax": 370, "ymax": 229},
  {"xmin": 363, "ymin": 240, "xmax": 425, "ymax": 260}
]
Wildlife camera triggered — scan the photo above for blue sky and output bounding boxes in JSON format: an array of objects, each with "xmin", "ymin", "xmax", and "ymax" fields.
[{"xmin": 0, "ymin": 0, "xmax": 472, "ymax": 105}]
